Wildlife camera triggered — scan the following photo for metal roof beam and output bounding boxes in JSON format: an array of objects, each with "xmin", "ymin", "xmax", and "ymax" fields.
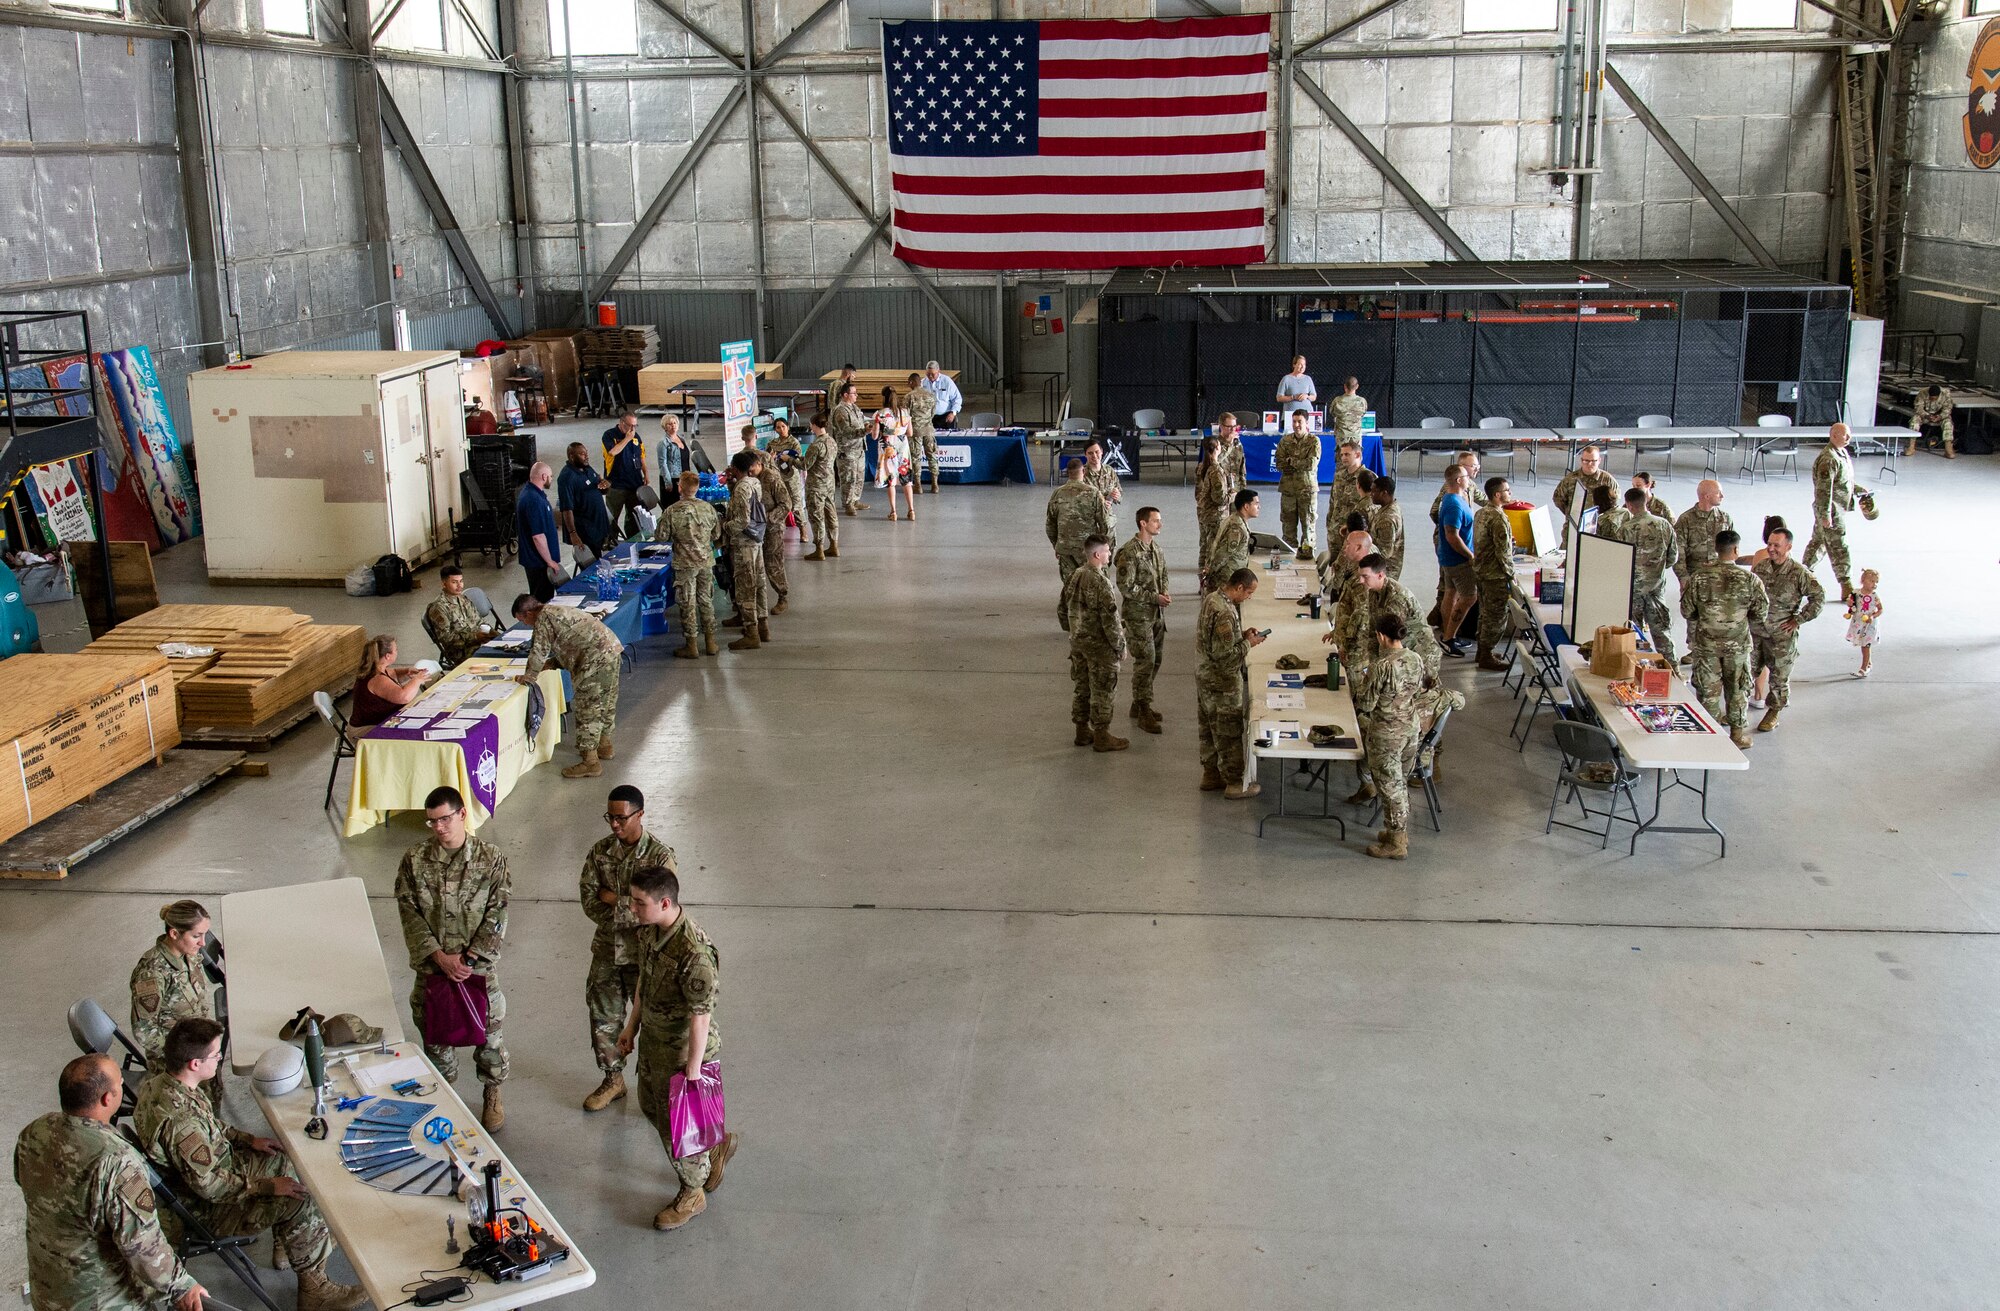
[{"xmin": 1602, "ymin": 63, "xmax": 1779, "ymax": 270}]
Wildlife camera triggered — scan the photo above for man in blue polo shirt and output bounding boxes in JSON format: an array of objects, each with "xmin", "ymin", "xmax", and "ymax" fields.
[
  {"xmin": 922, "ymin": 361, "xmax": 962, "ymax": 430},
  {"xmin": 1434, "ymin": 463, "xmax": 1477, "ymax": 656},
  {"xmin": 517, "ymin": 461, "xmax": 564, "ymax": 602},
  {"xmin": 557, "ymin": 441, "xmax": 613, "ymax": 564},
  {"xmin": 602, "ymin": 409, "xmax": 647, "ymax": 542}
]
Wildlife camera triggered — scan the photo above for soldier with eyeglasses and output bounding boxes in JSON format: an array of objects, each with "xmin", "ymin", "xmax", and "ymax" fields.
[{"xmin": 577, "ymin": 785, "xmax": 676, "ymax": 1113}]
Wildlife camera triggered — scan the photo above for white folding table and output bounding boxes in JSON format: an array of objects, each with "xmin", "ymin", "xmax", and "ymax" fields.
[{"xmin": 1239, "ymin": 556, "xmax": 1364, "ymax": 838}]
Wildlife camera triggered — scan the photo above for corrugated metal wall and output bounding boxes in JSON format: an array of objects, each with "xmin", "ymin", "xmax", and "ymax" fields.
[{"xmin": 406, "ymin": 299, "xmax": 523, "ymax": 350}]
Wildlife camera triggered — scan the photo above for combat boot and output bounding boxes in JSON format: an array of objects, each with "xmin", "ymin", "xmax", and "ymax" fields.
[
  {"xmin": 1475, "ymin": 645, "xmax": 1509, "ymax": 672},
  {"xmin": 1730, "ymin": 728, "xmax": 1754, "ymax": 750},
  {"xmin": 1200, "ymin": 765, "xmax": 1225, "ymax": 791},
  {"xmin": 1091, "ymin": 727, "xmax": 1129, "ymax": 752},
  {"xmin": 1295, "ymin": 547, "xmax": 1313, "ymax": 561},
  {"xmin": 1073, "ymin": 722, "xmax": 1092, "ymax": 746},
  {"xmin": 1145, "ymin": 707, "xmax": 1165, "ymax": 733},
  {"xmin": 1344, "ymin": 779, "xmax": 1376, "ymax": 805},
  {"xmin": 723, "ymin": 613, "xmax": 745, "ymax": 629},
  {"xmin": 804, "ymin": 547, "xmax": 825, "ymax": 561},
  {"xmin": 773, "ymin": 595, "xmax": 789, "ymax": 615},
  {"xmin": 582, "ymin": 1072, "xmax": 626, "ymax": 1112},
  {"xmin": 597, "ymin": 731, "xmax": 614, "ymax": 760},
  {"xmin": 673, "ymin": 639, "xmax": 698, "ymax": 659},
  {"xmin": 296, "ymin": 1266, "xmax": 367, "ymax": 1311},
  {"xmin": 757, "ymin": 619, "xmax": 771, "ymax": 642},
  {"xmin": 703, "ymin": 1131, "xmax": 741, "ymax": 1193},
  {"xmin": 1756, "ymin": 707, "xmax": 1780, "ymax": 733},
  {"xmin": 728, "ymin": 629, "xmax": 761, "ymax": 651},
  {"xmin": 654, "ymin": 1184, "xmax": 706, "ymax": 1231},
  {"xmin": 1223, "ymin": 781, "xmax": 1261, "ymax": 800},
  {"xmin": 481, "ymin": 1083, "xmax": 505, "ymax": 1130},
  {"xmin": 1366, "ymin": 828, "xmax": 1409, "ymax": 860},
  {"xmin": 703, "ymin": 633, "xmax": 719, "ymax": 656},
  {"xmin": 826, "ymin": 542, "xmax": 840, "ymax": 557},
  {"xmin": 562, "ymin": 750, "xmax": 603, "ymax": 779}
]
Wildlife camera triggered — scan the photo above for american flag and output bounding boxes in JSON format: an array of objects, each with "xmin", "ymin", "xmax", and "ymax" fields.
[{"xmin": 883, "ymin": 16, "xmax": 1272, "ymax": 271}]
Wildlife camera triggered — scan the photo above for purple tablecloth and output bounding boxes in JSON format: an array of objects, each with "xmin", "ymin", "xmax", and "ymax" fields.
[{"xmin": 363, "ymin": 714, "xmax": 504, "ymax": 815}]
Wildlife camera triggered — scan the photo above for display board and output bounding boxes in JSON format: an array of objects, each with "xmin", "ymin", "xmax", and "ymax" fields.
[{"xmin": 1564, "ymin": 530, "xmax": 1636, "ymax": 641}]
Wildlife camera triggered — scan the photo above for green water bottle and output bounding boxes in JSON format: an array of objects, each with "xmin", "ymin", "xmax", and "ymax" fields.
[{"xmin": 1326, "ymin": 650, "xmax": 1341, "ymax": 691}]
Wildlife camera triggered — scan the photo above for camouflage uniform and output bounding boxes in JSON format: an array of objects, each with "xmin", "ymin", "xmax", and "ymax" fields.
[
  {"xmin": 1913, "ymin": 387, "xmax": 1954, "ymax": 454},
  {"xmin": 1195, "ymin": 461, "xmax": 1231, "ymax": 578},
  {"xmin": 1552, "ymin": 467, "xmax": 1618, "ymax": 521},
  {"xmin": 727, "ymin": 475, "xmax": 767, "ymax": 626},
  {"xmin": 1063, "ymin": 562, "xmax": 1125, "ymax": 730},
  {"xmin": 1207, "ymin": 513, "xmax": 1252, "ymax": 588},
  {"xmin": 1805, "ymin": 444, "xmax": 1857, "ymax": 592},
  {"xmin": 526, "ymin": 605, "xmax": 622, "ymax": 753},
  {"xmin": 13, "ymin": 1111, "xmax": 196, "ymax": 1311},
  {"xmin": 658, "ymin": 495, "xmax": 721, "ymax": 647},
  {"xmin": 1595, "ymin": 506, "xmax": 1632, "ymax": 541},
  {"xmin": 1622, "ymin": 510, "xmax": 1681, "ymax": 664},
  {"xmin": 1336, "ymin": 577, "xmax": 1440, "ymax": 688},
  {"xmin": 1045, "ymin": 480, "xmax": 1110, "ymax": 630},
  {"xmin": 426, "ymin": 592, "xmax": 489, "ymax": 667},
  {"xmin": 1195, "ymin": 589, "xmax": 1249, "ymax": 783},
  {"xmin": 634, "ymin": 912, "xmax": 722, "ymax": 1191},
  {"xmin": 580, "ymin": 832, "xmax": 676, "ymax": 1075},
  {"xmin": 755, "ymin": 456, "xmax": 792, "ymax": 604},
  {"xmin": 1643, "ymin": 492, "xmax": 1672, "ymax": 521},
  {"xmin": 1680, "ymin": 561, "xmax": 1769, "ymax": 736},
  {"xmin": 800, "ymin": 432, "xmax": 839, "ymax": 552},
  {"xmin": 767, "ymin": 431, "xmax": 808, "ymax": 517},
  {"xmin": 1086, "ymin": 462, "xmax": 1122, "ymax": 527},
  {"xmin": 1471, "ymin": 502, "xmax": 1515, "ymax": 650},
  {"xmin": 395, "ymin": 834, "xmax": 510, "ymax": 1085},
  {"xmin": 1355, "ymin": 646, "xmax": 1426, "ymax": 833},
  {"xmin": 906, "ymin": 385, "xmax": 940, "ymax": 489},
  {"xmin": 1750, "ymin": 556, "xmax": 1825, "ymax": 710},
  {"xmin": 130, "ymin": 938, "xmax": 214, "ymax": 1072},
  {"xmin": 829, "ymin": 401, "xmax": 869, "ymax": 513},
  {"xmin": 132, "ymin": 1073, "xmax": 334, "ymax": 1275},
  {"xmin": 1272, "ymin": 427, "xmax": 1321, "ymax": 552},
  {"xmin": 1223, "ymin": 435, "xmax": 1247, "ymax": 489},
  {"xmin": 1114, "ymin": 534, "xmax": 1167, "ymax": 706},
  {"xmin": 1327, "ymin": 463, "xmax": 1368, "ymax": 542},
  {"xmin": 1370, "ymin": 499, "xmax": 1405, "ymax": 580},
  {"xmin": 1329, "ymin": 393, "xmax": 1368, "ymax": 447},
  {"xmin": 1673, "ymin": 505, "xmax": 1734, "ymax": 591}
]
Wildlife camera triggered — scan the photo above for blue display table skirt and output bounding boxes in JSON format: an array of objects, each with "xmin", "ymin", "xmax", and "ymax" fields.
[{"xmin": 1238, "ymin": 432, "xmax": 1386, "ymax": 482}]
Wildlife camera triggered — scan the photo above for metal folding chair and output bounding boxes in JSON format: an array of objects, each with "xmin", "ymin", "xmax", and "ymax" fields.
[
  {"xmin": 120, "ymin": 1126, "xmax": 283, "ymax": 1311},
  {"xmin": 312, "ymin": 692, "xmax": 357, "ymax": 812},
  {"xmin": 1545, "ymin": 720, "xmax": 1645, "ymax": 850},
  {"xmin": 66, "ymin": 999, "xmax": 147, "ymax": 1124}
]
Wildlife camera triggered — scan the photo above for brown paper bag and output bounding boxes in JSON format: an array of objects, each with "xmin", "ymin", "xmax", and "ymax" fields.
[{"xmin": 1589, "ymin": 625, "xmax": 1638, "ymax": 678}]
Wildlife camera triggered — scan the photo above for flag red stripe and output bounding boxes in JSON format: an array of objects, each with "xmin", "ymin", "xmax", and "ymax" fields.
[
  {"xmin": 1040, "ymin": 16, "xmax": 1271, "ymax": 40},
  {"xmin": 893, "ymin": 241, "xmax": 1268, "ymax": 271},
  {"xmin": 893, "ymin": 207, "xmax": 1264, "ymax": 234},
  {"xmin": 1037, "ymin": 54, "xmax": 1268, "ymax": 78},
  {"xmin": 892, "ymin": 168, "xmax": 1264, "ymax": 195},
  {"xmin": 1038, "ymin": 93, "xmax": 1269, "ymax": 118},
  {"xmin": 1036, "ymin": 132, "xmax": 1265, "ymax": 157}
]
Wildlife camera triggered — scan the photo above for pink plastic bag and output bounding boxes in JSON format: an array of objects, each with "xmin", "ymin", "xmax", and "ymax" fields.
[
  {"xmin": 420, "ymin": 973, "xmax": 489, "ymax": 1048},
  {"xmin": 666, "ymin": 1060, "xmax": 724, "ymax": 1159}
]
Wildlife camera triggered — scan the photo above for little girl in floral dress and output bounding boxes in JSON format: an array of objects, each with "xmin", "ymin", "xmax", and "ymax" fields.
[{"xmin": 1845, "ymin": 568, "xmax": 1882, "ymax": 678}]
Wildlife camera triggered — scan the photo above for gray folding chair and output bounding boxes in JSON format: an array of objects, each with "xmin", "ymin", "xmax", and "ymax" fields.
[
  {"xmin": 965, "ymin": 410, "xmax": 1006, "ymax": 431},
  {"xmin": 66, "ymin": 998, "xmax": 148, "ymax": 1123},
  {"xmin": 1572, "ymin": 415, "xmax": 1609, "ymax": 428},
  {"xmin": 1409, "ymin": 703, "xmax": 1455, "ymax": 832},
  {"xmin": 1132, "ymin": 408, "xmax": 1166, "ymax": 432},
  {"xmin": 313, "ymin": 691, "xmax": 357, "ymax": 811},
  {"xmin": 1545, "ymin": 720, "xmax": 1645, "ymax": 849},
  {"xmin": 463, "ymin": 586, "xmax": 500, "ymax": 627},
  {"xmin": 1413, "ymin": 415, "xmax": 1457, "ymax": 478},
  {"xmin": 1742, "ymin": 416, "xmax": 1799, "ymax": 482},
  {"xmin": 120, "ymin": 1126, "xmax": 283, "ymax": 1311},
  {"xmin": 1476, "ymin": 416, "xmax": 1519, "ymax": 481}
]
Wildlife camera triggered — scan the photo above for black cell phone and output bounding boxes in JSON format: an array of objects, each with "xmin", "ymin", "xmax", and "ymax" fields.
[{"xmin": 1256, "ymin": 628, "xmax": 1273, "ymax": 638}]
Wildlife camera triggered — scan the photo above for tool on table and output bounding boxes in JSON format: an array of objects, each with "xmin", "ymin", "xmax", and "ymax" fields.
[
  {"xmin": 462, "ymin": 1160, "xmax": 570, "ymax": 1283},
  {"xmin": 335, "ymin": 1094, "xmax": 374, "ymax": 1113},
  {"xmin": 392, "ymin": 1077, "xmax": 433, "ymax": 1097},
  {"xmin": 422, "ymin": 1116, "xmax": 454, "ymax": 1145},
  {"xmin": 445, "ymin": 1216, "xmax": 459, "ymax": 1255},
  {"xmin": 301, "ymin": 1018, "xmax": 328, "ymax": 1140}
]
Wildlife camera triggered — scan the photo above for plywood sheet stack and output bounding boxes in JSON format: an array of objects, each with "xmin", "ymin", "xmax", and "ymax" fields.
[
  {"xmin": 84, "ymin": 605, "xmax": 366, "ymax": 729},
  {"xmin": 0, "ymin": 654, "xmax": 181, "ymax": 844},
  {"xmin": 578, "ymin": 325, "xmax": 660, "ymax": 370}
]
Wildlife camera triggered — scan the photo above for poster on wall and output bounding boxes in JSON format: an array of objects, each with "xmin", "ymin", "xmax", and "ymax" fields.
[
  {"xmin": 720, "ymin": 340, "xmax": 758, "ymax": 431},
  {"xmin": 1967, "ymin": 19, "xmax": 2000, "ymax": 169},
  {"xmin": 94, "ymin": 346, "xmax": 201, "ymax": 545}
]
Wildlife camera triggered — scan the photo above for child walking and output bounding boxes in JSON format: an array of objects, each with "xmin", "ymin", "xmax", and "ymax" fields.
[{"xmin": 1845, "ymin": 567, "xmax": 1882, "ymax": 677}]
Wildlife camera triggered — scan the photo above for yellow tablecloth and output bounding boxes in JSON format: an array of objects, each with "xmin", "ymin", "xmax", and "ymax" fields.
[{"xmin": 341, "ymin": 660, "xmax": 568, "ymax": 836}]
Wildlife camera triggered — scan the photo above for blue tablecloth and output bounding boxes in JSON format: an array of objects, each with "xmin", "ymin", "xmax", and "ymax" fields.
[
  {"xmin": 1238, "ymin": 433, "xmax": 1386, "ymax": 482},
  {"xmin": 867, "ymin": 431, "xmax": 1036, "ymax": 484},
  {"xmin": 558, "ymin": 550, "xmax": 677, "ymax": 645}
]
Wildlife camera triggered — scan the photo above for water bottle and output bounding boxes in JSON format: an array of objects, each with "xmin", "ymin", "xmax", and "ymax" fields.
[
  {"xmin": 597, "ymin": 571, "xmax": 620, "ymax": 602},
  {"xmin": 1326, "ymin": 650, "xmax": 1342, "ymax": 691}
]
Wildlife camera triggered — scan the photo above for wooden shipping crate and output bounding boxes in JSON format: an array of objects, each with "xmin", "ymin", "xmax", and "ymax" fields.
[
  {"xmin": 0, "ymin": 654, "xmax": 181, "ymax": 845},
  {"xmin": 82, "ymin": 605, "xmax": 366, "ymax": 729}
]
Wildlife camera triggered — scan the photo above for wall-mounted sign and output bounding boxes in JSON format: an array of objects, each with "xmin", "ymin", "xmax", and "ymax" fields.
[{"xmin": 1966, "ymin": 19, "xmax": 2000, "ymax": 169}]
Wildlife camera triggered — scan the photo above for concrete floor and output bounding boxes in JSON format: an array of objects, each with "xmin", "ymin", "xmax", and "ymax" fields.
[{"xmin": 5, "ymin": 427, "xmax": 1998, "ymax": 1310}]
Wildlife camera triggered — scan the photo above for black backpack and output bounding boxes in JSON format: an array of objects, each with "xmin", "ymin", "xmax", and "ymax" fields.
[{"xmin": 372, "ymin": 553, "xmax": 414, "ymax": 596}]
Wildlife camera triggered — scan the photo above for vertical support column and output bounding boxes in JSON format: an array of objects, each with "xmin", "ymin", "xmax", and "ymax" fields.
[
  {"xmin": 741, "ymin": 0, "xmax": 768, "ymax": 359},
  {"xmin": 1275, "ymin": 10, "xmax": 1292, "ymax": 260},
  {"xmin": 495, "ymin": 0, "xmax": 538, "ymax": 330},
  {"xmin": 347, "ymin": 0, "xmax": 399, "ymax": 347},
  {"xmin": 160, "ymin": 2, "xmax": 232, "ymax": 365}
]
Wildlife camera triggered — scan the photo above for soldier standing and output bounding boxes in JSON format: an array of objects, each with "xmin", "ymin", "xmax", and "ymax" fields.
[
  {"xmin": 1084, "ymin": 441, "xmax": 1123, "ymax": 528},
  {"xmin": 396, "ymin": 786, "xmax": 512, "ymax": 1129},
  {"xmin": 1045, "ymin": 458, "xmax": 1110, "ymax": 631},
  {"xmin": 1369, "ymin": 476, "xmax": 1405, "ymax": 581},
  {"xmin": 722, "ymin": 449, "xmax": 770, "ymax": 651},
  {"xmin": 1749, "ymin": 526, "xmax": 1824, "ymax": 733},
  {"xmin": 1330, "ymin": 555, "xmax": 1441, "ymax": 690},
  {"xmin": 1471, "ymin": 476, "xmax": 1515, "ymax": 671},
  {"xmin": 765, "ymin": 418, "xmax": 808, "ymax": 546},
  {"xmin": 1632, "ymin": 470, "xmax": 1672, "ymax": 520},
  {"xmin": 1680, "ymin": 530, "xmax": 1769, "ymax": 749},
  {"xmin": 130, "ymin": 899, "xmax": 217, "ymax": 1080},
  {"xmin": 904, "ymin": 372, "xmax": 941, "ymax": 492},
  {"xmin": 1325, "ymin": 443, "xmax": 1368, "ymax": 550},
  {"xmin": 1194, "ymin": 437, "xmax": 1228, "ymax": 583},
  {"xmin": 13, "ymin": 1054, "xmax": 205, "ymax": 1311},
  {"xmin": 1673, "ymin": 478, "xmax": 1734, "ymax": 654},
  {"xmin": 1619, "ymin": 488, "xmax": 1681, "ymax": 664},
  {"xmin": 1329, "ymin": 376, "xmax": 1368, "ymax": 448},
  {"xmin": 1805, "ymin": 422, "xmax": 1866, "ymax": 602},
  {"xmin": 579, "ymin": 785, "xmax": 676, "ymax": 1112},
  {"xmin": 1221, "ymin": 411, "xmax": 1248, "ymax": 487},
  {"xmin": 134, "ymin": 1019, "xmax": 363, "ymax": 1311},
  {"xmin": 752, "ymin": 429, "xmax": 792, "ymax": 615},
  {"xmin": 1552, "ymin": 445, "xmax": 1618, "ymax": 521},
  {"xmin": 426, "ymin": 565, "xmax": 493, "ymax": 667},
  {"xmin": 617, "ymin": 865, "xmax": 739, "ymax": 1232},
  {"xmin": 1356, "ymin": 611, "xmax": 1426, "ymax": 861},
  {"xmin": 1208, "ymin": 489, "xmax": 1260, "ymax": 589},
  {"xmin": 1592, "ymin": 484, "xmax": 1630, "ymax": 540},
  {"xmin": 513, "ymin": 593, "xmax": 624, "ymax": 777},
  {"xmin": 1064, "ymin": 536, "xmax": 1128, "ymax": 752},
  {"xmin": 1196, "ymin": 568, "xmax": 1265, "ymax": 798},
  {"xmin": 1115, "ymin": 509, "xmax": 1170, "ymax": 736},
  {"xmin": 800, "ymin": 413, "xmax": 840, "ymax": 560},
  {"xmin": 1912, "ymin": 383, "xmax": 1954, "ymax": 458},
  {"xmin": 658, "ymin": 471, "xmax": 721, "ymax": 659},
  {"xmin": 1272, "ymin": 411, "xmax": 1321, "ymax": 560},
  {"xmin": 829, "ymin": 382, "xmax": 869, "ymax": 515}
]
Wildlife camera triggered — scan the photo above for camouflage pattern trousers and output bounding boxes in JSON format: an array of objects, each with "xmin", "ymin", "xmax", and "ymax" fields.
[
  {"xmin": 1196, "ymin": 509, "xmax": 1221, "ymax": 579},
  {"xmin": 570, "ymin": 656, "xmax": 621, "ymax": 752},
  {"xmin": 909, "ymin": 426, "xmax": 940, "ymax": 486},
  {"xmin": 585, "ymin": 953, "xmax": 639, "ymax": 1074},
  {"xmin": 673, "ymin": 566, "xmax": 714, "ymax": 644},
  {"xmin": 1124, "ymin": 613, "xmax": 1165, "ymax": 704},
  {"xmin": 1631, "ymin": 582, "xmax": 1676, "ymax": 663},
  {"xmin": 1196, "ymin": 676, "xmax": 1247, "ymax": 781},
  {"xmin": 1069, "ymin": 654, "xmax": 1118, "ymax": 728},
  {"xmin": 637, "ymin": 1039, "xmax": 712, "ymax": 1191},
  {"xmin": 1278, "ymin": 477, "xmax": 1318, "ymax": 552},
  {"xmin": 199, "ymin": 1152, "xmax": 334, "ymax": 1274},
  {"xmin": 1365, "ymin": 724, "xmax": 1418, "ymax": 833},
  {"xmin": 806, "ymin": 487, "xmax": 839, "ymax": 549},
  {"xmin": 1476, "ymin": 575, "xmax": 1511, "ymax": 649},
  {"xmin": 408, "ymin": 970, "xmax": 508, "ymax": 1084},
  {"xmin": 731, "ymin": 544, "xmax": 766, "ymax": 623},
  {"xmin": 1690, "ymin": 639, "xmax": 1753, "ymax": 733},
  {"xmin": 1804, "ymin": 514, "xmax": 1852, "ymax": 590},
  {"xmin": 762, "ymin": 526, "xmax": 788, "ymax": 600},
  {"xmin": 1055, "ymin": 552, "xmax": 1082, "ymax": 630},
  {"xmin": 836, "ymin": 441, "xmax": 866, "ymax": 512},
  {"xmin": 1753, "ymin": 632, "xmax": 1800, "ymax": 709}
]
